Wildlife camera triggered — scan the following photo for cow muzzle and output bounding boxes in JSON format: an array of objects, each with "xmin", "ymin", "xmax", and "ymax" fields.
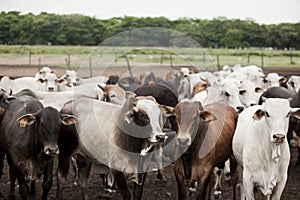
[
  {"xmin": 44, "ymin": 145, "xmax": 59, "ymax": 155},
  {"xmin": 272, "ymin": 134, "xmax": 286, "ymax": 144},
  {"xmin": 177, "ymin": 137, "xmax": 191, "ymax": 146}
]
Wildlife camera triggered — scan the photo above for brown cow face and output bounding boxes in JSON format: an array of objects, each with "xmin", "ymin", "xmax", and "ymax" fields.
[{"xmin": 174, "ymin": 101, "xmax": 216, "ymax": 146}]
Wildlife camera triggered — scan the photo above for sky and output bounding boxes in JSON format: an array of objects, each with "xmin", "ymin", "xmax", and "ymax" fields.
[{"xmin": 1, "ymin": 0, "xmax": 300, "ymax": 24}]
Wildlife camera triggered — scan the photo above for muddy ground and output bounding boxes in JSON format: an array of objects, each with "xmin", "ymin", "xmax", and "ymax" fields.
[{"xmin": 0, "ymin": 65, "xmax": 299, "ymax": 200}]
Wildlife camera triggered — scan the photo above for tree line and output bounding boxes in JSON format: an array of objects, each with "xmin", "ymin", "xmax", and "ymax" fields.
[{"xmin": 0, "ymin": 11, "xmax": 299, "ymax": 49}]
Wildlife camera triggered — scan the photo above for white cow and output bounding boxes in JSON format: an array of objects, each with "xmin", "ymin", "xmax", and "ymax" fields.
[
  {"xmin": 264, "ymin": 72, "xmax": 286, "ymax": 89},
  {"xmin": 239, "ymin": 80, "xmax": 263, "ymax": 107},
  {"xmin": 233, "ymin": 98, "xmax": 300, "ymax": 199},
  {"xmin": 194, "ymin": 80, "xmax": 244, "ymax": 112},
  {"xmin": 287, "ymin": 75, "xmax": 300, "ymax": 93},
  {"xmin": 0, "ymin": 76, "xmax": 37, "ymax": 94}
]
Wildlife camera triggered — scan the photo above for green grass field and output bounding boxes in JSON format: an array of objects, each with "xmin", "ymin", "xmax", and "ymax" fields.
[{"xmin": 0, "ymin": 45, "xmax": 299, "ymax": 68}]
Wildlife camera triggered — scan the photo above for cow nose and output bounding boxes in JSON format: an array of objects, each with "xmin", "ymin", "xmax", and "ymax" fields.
[
  {"xmin": 48, "ymin": 87, "xmax": 54, "ymax": 91},
  {"xmin": 177, "ymin": 137, "xmax": 191, "ymax": 146},
  {"xmin": 236, "ymin": 106, "xmax": 244, "ymax": 113},
  {"xmin": 156, "ymin": 134, "xmax": 166, "ymax": 142},
  {"xmin": 44, "ymin": 145, "xmax": 59, "ymax": 155},
  {"xmin": 273, "ymin": 134, "xmax": 285, "ymax": 143}
]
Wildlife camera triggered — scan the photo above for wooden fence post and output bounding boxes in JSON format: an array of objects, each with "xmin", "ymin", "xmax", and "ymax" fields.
[
  {"xmin": 247, "ymin": 52, "xmax": 251, "ymax": 64},
  {"xmin": 290, "ymin": 49, "xmax": 294, "ymax": 64},
  {"xmin": 169, "ymin": 54, "xmax": 173, "ymax": 68},
  {"xmin": 65, "ymin": 53, "xmax": 71, "ymax": 69},
  {"xmin": 216, "ymin": 55, "xmax": 220, "ymax": 70},
  {"xmin": 28, "ymin": 51, "xmax": 32, "ymax": 65},
  {"xmin": 261, "ymin": 51, "xmax": 264, "ymax": 69},
  {"xmin": 89, "ymin": 56, "xmax": 93, "ymax": 77},
  {"xmin": 160, "ymin": 53, "xmax": 164, "ymax": 65}
]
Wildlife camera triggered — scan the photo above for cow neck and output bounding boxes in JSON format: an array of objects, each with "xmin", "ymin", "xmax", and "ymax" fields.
[
  {"xmin": 114, "ymin": 124, "xmax": 145, "ymax": 153},
  {"xmin": 189, "ymin": 122, "xmax": 209, "ymax": 158}
]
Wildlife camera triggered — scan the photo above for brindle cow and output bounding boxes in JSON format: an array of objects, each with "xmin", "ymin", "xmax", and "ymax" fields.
[{"xmin": 172, "ymin": 101, "xmax": 238, "ymax": 200}]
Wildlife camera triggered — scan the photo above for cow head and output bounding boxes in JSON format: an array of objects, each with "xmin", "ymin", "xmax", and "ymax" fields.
[
  {"xmin": 37, "ymin": 73, "xmax": 67, "ymax": 92},
  {"xmin": 123, "ymin": 97, "xmax": 167, "ymax": 144},
  {"xmin": 253, "ymin": 98, "xmax": 300, "ymax": 144},
  {"xmin": 17, "ymin": 107, "xmax": 77, "ymax": 155},
  {"xmin": 287, "ymin": 76, "xmax": 300, "ymax": 93},
  {"xmin": 174, "ymin": 101, "xmax": 217, "ymax": 147},
  {"xmin": 98, "ymin": 83, "xmax": 126, "ymax": 105},
  {"xmin": 61, "ymin": 70, "xmax": 81, "ymax": 87},
  {"xmin": 238, "ymin": 80, "xmax": 263, "ymax": 107}
]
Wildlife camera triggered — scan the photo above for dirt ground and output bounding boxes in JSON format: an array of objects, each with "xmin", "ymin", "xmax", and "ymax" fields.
[{"xmin": 0, "ymin": 65, "xmax": 299, "ymax": 199}]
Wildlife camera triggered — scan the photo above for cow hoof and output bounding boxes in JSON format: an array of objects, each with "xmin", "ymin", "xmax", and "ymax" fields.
[
  {"xmin": 154, "ymin": 178, "xmax": 167, "ymax": 185},
  {"xmin": 213, "ymin": 191, "xmax": 222, "ymax": 199}
]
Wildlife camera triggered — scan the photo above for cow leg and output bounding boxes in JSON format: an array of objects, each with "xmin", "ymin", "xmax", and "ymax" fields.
[
  {"xmin": 56, "ymin": 153, "xmax": 71, "ymax": 200},
  {"xmin": 15, "ymin": 170, "xmax": 29, "ymax": 200},
  {"xmin": 29, "ymin": 181, "xmax": 36, "ymax": 200},
  {"xmin": 243, "ymin": 170, "xmax": 255, "ymax": 200},
  {"xmin": 297, "ymin": 147, "xmax": 300, "ymax": 166},
  {"xmin": 154, "ymin": 146, "xmax": 166, "ymax": 184},
  {"xmin": 6, "ymin": 155, "xmax": 16, "ymax": 200},
  {"xmin": 41, "ymin": 160, "xmax": 53, "ymax": 200},
  {"xmin": 195, "ymin": 167, "xmax": 212, "ymax": 200},
  {"xmin": 174, "ymin": 164, "xmax": 188, "ymax": 200},
  {"xmin": 76, "ymin": 154, "xmax": 92, "ymax": 200},
  {"xmin": 111, "ymin": 169, "xmax": 130, "ymax": 200},
  {"xmin": 133, "ymin": 173, "xmax": 147, "ymax": 200},
  {"xmin": 229, "ymin": 156, "xmax": 238, "ymax": 200},
  {"xmin": 209, "ymin": 167, "xmax": 223, "ymax": 200},
  {"xmin": 270, "ymin": 174, "xmax": 288, "ymax": 200}
]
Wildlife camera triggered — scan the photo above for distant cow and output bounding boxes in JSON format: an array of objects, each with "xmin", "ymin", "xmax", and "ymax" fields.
[
  {"xmin": 0, "ymin": 96, "xmax": 76, "ymax": 199},
  {"xmin": 172, "ymin": 101, "xmax": 238, "ymax": 200},
  {"xmin": 233, "ymin": 98, "xmax": 300, "ymax": 199}
]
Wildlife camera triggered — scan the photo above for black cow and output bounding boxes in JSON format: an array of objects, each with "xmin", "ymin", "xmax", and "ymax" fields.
[{"xmin": 0, "ymin": 95, "xmax": 76, "ymax": 199}]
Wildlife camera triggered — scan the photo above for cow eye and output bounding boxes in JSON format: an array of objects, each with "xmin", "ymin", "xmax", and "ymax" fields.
[{"xmin": 265, "ymin": 112, "xmax": 270, "ymax": 117}]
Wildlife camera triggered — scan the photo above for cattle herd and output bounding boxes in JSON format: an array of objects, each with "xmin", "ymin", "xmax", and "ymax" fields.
[{"xmin": 0, "ymin": 64, "xmax": 299, "ymax": 200}]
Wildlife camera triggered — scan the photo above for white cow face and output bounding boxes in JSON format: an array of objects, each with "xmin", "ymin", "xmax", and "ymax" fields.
[
  {"xmin": 264, "ymin": 73, "xmax": 286, "ymax": 89},
  {"xmin": 253, "ymin": 98, "xmax": 300, "ymax": 144},
  {"xmin": 61, "ymin": 70, "xmax": 81, "ymax": 87},
  {"xmin": 35, "ymin": 67, "xmax": 53, "ymax": 79},
  {"xmin": 205, "ymin": 81, "xmax": 244, "ymax": 112},
  {"xmin": 239, "ymin": 80, "xmax": 263, "ymax": 107},
  {"xmin": 37, "ymin": 73, "xmax": 66, "ymax": 92}
]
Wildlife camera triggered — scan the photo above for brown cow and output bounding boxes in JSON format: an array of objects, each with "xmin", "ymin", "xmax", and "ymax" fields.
[{"xmin": 172, "ymin": 101, "xmax": 238, "ymax": 200}]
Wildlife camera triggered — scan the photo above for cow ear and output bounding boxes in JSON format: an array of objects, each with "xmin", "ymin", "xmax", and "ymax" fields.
[
  {"xmin": 279, "ymin": 76, "xmax": 287, "ymax": 84},
  {"xmin": 239, "ymin": 89, "xmax": 246, "ymax": 95},
  {"xmin": 4, "ymin": 96, "xmax": 16, "ymax": 104},
  {"xmin": 60, "ymin": 114, "xmax": 77, "ymax": 125},
  {"xmin": 0, "ymin": 107, "xmax": 5, "ymax": 121},
  {"xmin": 290, "ymin": 108, "xmax": 300, "ymax": 119},
  {"xmin": 159, "ymin": 105, "xmax": 175, "ymax": 117},
  {"xmin": 255, "ymin": 87, "xmax": 263, "ymax": 93},
  {"xmin": 125, "ymin": 91, "xmax": 136, "ymax": 99},
  {"xmin": 37, "ymin": 78, "xmax": 46, "ymax": 84},
  {"xmin": 253, "ymin": 109, "xmax": 265, "ymax": 121},
  {"xmin": 17, "ymin": 114, "xmax": 36, "ymax": 127},
  {"xmin": 199, "ymin": 111, "xmax": 217, "ymax": 122},
  {"xmin": 56, "ymin": 78, "xmax": 67, "ymax": 84}
]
